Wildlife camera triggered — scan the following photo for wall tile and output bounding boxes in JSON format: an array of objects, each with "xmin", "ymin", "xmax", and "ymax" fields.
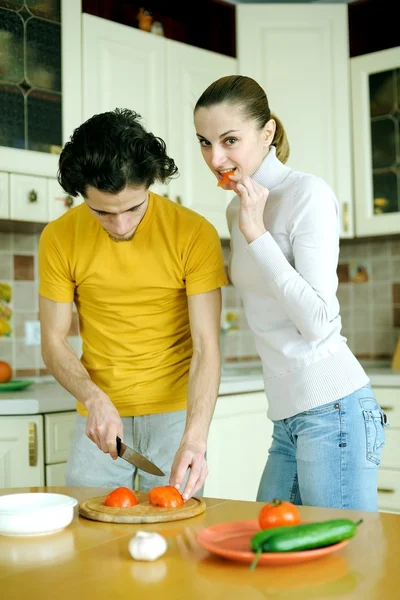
[
  {"xmin": 12, "ymin": 282, "xmax": 38, "ymax": 311},
  {"xmin": 13, "ymin": 255, "xmax": 35, "ymax": 281},
  {"xmin": 0, "ymin": 254, "xmax": 12, "ymax": 280}
]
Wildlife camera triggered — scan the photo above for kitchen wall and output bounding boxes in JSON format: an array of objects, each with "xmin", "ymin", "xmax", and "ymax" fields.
[{"xmin": 0, "ymin": 230, "xmax": 399, "ymax": 376}]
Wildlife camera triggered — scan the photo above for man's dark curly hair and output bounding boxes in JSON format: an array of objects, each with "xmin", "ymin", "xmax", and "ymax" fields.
[{"xmin": 58, "ymin": 108, "xmax": 179, "ymax": 197}]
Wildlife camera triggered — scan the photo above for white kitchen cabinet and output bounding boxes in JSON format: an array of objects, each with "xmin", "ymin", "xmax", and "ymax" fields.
[
  {"xmin": 376, "ymin": 387, "xmax": 400, "ymax": 513},
  {"xmin": 82, "ymin": 13, "xmax": 237, "ymax": 237},
  {"xmin": 0, "ymin": 0, "xmax": 82, "ymax": 178},
  {"xmin": 0, "ymin": 171, "xmax": 9, "ymax": 219},
  {"xmin": 205, "ymin": 391, "xmax": 272, "ymax": 501},
  {"xmin": 237, "ymin": 5, "xmax": 354, "ymax": 238},
  {"xmin": 0, "ymin": 411, "xmax": 75, "ymax": 489},
  {"xmin": 0, "ymin": 415, "xmax": 44, "ymax": 488},
  {"xmin": 9, "ymin": 173, "xmax": 49, "ymax": 222},
  {"xmin": 351, "ymin": 47, "xmax": 400, "ymax": 236},
  {"xmin": 48, "ymin": 178, "xmax": 83, "ymax": 221}
]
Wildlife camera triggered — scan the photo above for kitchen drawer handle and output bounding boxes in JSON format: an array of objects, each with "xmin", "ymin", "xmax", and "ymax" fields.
[
  {"xmin": 28, "ymin": 189, "xmax": 38, "ymax": 203},
  {"xmin": 378, "ymin": 487, "xmax": 395, "ymax": 494},
  {"xmin": 175, "ymin": 195, "xmax": 182, "ymax": 205},
  {"xmin": 342, "ymin": 202, "xmax": 349, "ymax": 232},
  {"xmin": 29, "ymin": 422, "xmax": 38, "ymax": 467},
  {"xmin": 380, "ymin": 406, "xmax": 393, "ymax": 412}
]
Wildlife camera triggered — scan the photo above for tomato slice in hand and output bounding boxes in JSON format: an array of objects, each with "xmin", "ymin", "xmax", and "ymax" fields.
[
  {"xmin": 258, "ymin": 498, "xmax": 301, "ymax": 530},
  {"xmin": 104, "ymin": 486, "xmax": 139, "ymax": 508},
  {"xmin": 217, "ymin": 170, "xmax": 235, "ymax": 187},
  {"xmin": 149, "ymin": 485, "xmax": 184, "ymax": 508}
]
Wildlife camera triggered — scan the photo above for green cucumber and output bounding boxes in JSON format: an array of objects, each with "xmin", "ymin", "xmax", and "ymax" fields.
[
  {"xmin": 260, "ymin": 518, "xmax": 362, "ymax": 552},
  {"xmin": 249, "ymin": 518, "xmax": 362, "ymax": 571}
]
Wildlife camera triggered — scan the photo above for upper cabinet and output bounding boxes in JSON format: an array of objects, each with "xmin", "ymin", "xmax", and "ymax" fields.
[
  {"xmin": 82, "ymin": 13, "xmax": 236, "ymax": 238},
  {"xmin": 237, "ymin": 5, "xmax": 354, "ymax": 239},
  {"xmin": 351, "ymin": 47, "xmax": 400, "ymax": 237},
  {"xmin": 0, "ymin": 0, "xmax": 82, "ymax": 177}
]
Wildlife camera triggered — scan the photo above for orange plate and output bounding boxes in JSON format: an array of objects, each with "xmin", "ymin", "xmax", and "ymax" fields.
[{"xmin": 196, "ymin": 520, "xmax": 349, "ymax": 566}]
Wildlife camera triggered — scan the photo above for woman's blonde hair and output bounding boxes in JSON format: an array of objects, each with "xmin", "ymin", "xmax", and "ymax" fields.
[{"xmin": 194, "ymin": 75, "xmax": 290, "ymax": 164}]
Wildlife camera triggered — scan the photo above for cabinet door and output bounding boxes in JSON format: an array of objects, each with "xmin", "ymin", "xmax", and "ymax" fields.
[
  {"xmin": 44, "ymin": 411, "xmax": 76, "ymax": 464},
  {"xmin": 0, "ymin": 0, "xmax": 82, "ymax": 177},
  {"xmin": 0, "ymin": 171, "xmax": 9, "ymax": 219},
  {"xmin": 82, "ymin": 14, "xmax": 168, "ymax": 197},
  {"xmin": 205, "ymin": 392, "xmax": 272, "ymax": 501},
  {"xmin": 46, "ymin": 463, "xmax": 67, "ymax": 486},
  {"xmin": 351, "ymin": 47, "xmax": 400, "ymax": 236},
  {"xmin": 10, "ymin": 173, "xmax": 49, "ymax": 222},
  {"xmin": 0, "ymin": 415, "xmax": 44, "ymax": 488},
  {"xmin": 166, "ymin": 41, "xmax": 237, "ymax": 238},
  {"xmin": 48, "ymin": 178, "xmax": 83, "ymax": 221},
  {"xmin": 237, "ymin": 5, "xmax": 354, "ymax": 238}
]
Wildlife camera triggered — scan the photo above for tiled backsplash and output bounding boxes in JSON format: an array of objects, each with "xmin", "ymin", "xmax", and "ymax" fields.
[
  {"xmin": 0, "ymin": 231, "xmax": 399, "ymax": 376},
  {"xmin": 221, "ymin": 236, "xmax": 400, "ymax": 363},
  {"xmin": 0, "ymin": 232, "xmax": 81, "ymax": 377}
]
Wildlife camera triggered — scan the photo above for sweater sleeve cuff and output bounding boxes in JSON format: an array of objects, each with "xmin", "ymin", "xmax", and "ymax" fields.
[{"xmin": 247, "ymin": 231, "xmax": 295, "ymax": 284}]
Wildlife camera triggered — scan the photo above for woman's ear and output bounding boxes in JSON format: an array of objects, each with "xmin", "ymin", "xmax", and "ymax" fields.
[{"xmin": 264, "ymin": 118, "xmax": 276, "ymax": 146}]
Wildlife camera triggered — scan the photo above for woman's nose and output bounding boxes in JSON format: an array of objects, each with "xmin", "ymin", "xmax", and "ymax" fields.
[{"xmin": 210, "ymin": 147, "xmax": 227, "ymax": 169}]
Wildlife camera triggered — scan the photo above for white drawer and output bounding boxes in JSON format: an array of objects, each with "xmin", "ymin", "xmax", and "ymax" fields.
[
  {"xmin": 46, "ymin": 463, "xmax": 67, "ymax": 486},
  {"xmin": 381, "ymin": 429, "xmax": 400, "ymax": 470},
  {"xmin": 378, "ymin": 469, "xmax": 400, "ymax": 512},
  {"xmin": 44, "ymin": 412, "xmax": 76, "ymax": 464},
  {"xmin": 375, "ymin": 388, "xmax": 400, "ymax": 428},
  {"xmin": 9, "ymin": 173, "xmax": 49, "ymax": 222}
]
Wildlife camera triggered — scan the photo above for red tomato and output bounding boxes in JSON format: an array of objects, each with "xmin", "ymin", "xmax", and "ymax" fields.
[
  {"xmin": 217, "ymin": 169, "xmax": 235, "ymax": 187},
  {"xmin": 104, "ymin": 487, "xmax": 138, "ymax": 508},
  {"xmin": 258, "ymin": 498, "xmax": 301, "ymax": 530},
  {"xmin": 149, "ymin": 485, "xmax": 184, "ymax": 508}
]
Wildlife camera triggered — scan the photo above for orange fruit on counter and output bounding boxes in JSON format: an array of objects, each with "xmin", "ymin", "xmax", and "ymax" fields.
[{"xmin": 0, "ymin": 361, "xmax": 12, "ymax": 383}]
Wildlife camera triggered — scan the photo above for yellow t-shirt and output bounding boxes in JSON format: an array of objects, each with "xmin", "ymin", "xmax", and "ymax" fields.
[{"xmin": 39, "ymin": 192, "xmax": 228, "ymax": 416}]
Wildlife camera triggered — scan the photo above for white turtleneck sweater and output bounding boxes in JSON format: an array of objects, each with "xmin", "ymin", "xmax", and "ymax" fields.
[{"xmin": 227, "ymin": 146, "xmax": 369, "ymax": 420}]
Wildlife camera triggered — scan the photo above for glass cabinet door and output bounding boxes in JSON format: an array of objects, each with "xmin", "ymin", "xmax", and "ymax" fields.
[
  {"xmin": 0, "ymin": 0, "xmax": 62, "ymax": 154},
  {"xmin": 369, "ymin": 68, "xmax": 400, "ymax": 215}
]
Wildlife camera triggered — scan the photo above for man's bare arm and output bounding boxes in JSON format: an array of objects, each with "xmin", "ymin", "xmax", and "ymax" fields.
[
  {"xmin": 39, "ymin": 295, "xmax": 123, "ymax": 457},
  {"xmin": 169, "ymin": 288, "xmax": 222, "ymax": 499}
]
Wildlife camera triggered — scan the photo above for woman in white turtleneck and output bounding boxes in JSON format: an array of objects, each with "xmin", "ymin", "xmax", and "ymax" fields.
[{"xmin": 194, "ymin": 74, "xmax": 387, "ymax": 511}]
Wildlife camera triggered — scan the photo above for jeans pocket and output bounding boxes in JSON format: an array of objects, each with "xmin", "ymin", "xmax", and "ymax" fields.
[{"xmin": 362, "ymin": 408, "xmax": 386, "ymax": 465}]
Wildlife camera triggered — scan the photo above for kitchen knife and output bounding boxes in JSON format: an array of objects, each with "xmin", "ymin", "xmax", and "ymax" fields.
[{"xmin": 116, "ymin": 436, "xmax": 165, "ymax": 476}]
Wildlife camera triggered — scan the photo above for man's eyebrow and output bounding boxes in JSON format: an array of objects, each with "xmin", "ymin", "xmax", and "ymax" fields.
[
  {"xmin": 88, "ymin": 198, "xmax": 147, "ymax": 215},
  {"xmin": 196, "ymin": 129, "xmax": 239, "ymax": 140}
]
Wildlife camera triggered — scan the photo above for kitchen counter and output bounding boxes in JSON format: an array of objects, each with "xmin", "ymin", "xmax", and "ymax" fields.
[
  {"xmin": 0, "ymin": 365, "xmax": 399, "ymax": 416},
  {"xmin": 0, "ymin": 486, "xmax": 399, "ymax": 600}
]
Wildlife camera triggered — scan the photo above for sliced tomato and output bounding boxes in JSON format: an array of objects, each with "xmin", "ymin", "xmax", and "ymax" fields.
[
  {"xmin": 104, "ymin": 486, "xmax": 139, "ymax": 508},
  {"xmin": 149, "ymin": 485, "xmax": 184, "ymax": 508},
  {"xmin": 217, "ymin": 169, "xmax": 235, "ymax": 187}
]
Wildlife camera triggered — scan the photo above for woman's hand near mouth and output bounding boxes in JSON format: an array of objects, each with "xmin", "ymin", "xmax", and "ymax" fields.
[{"xmin": 236, "ymin": 176, "xmax": 269, "ymax": 243}]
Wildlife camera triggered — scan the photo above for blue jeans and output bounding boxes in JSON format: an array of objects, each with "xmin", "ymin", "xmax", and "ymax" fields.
[{"xmin": 257, "ymin": 384, "xmax": 387, "ymax": 511}]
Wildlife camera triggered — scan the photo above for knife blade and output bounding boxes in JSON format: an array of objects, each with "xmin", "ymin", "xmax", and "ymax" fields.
[{"xmin": 116, "ymin": 436, "xmax": 165, "ymax": 476}]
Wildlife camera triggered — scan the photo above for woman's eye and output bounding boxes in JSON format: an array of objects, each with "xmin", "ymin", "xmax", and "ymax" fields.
[
  {"xmin": 225, "ymin": 138, "xmax": 237, "ymax": 145},
  {"xmin": 199, "ymin": 139, "xmax": 210, "ymax": 147}
]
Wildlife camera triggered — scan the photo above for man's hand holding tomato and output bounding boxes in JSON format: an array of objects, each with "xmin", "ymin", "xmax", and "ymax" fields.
[{"xmin": 169, "ymin": 440, "xmax": 208, "ymax": 501}]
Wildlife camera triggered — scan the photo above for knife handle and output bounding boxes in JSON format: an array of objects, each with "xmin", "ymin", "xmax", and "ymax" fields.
[{"xmin": 116, "ymin": 436, "xmax": 122, "ymax": 455}]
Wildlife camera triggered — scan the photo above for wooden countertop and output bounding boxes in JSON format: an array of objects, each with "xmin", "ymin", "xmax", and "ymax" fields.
[{"xmin": 1, "ymin": 486, "xmax": 399, "ymax": 600}]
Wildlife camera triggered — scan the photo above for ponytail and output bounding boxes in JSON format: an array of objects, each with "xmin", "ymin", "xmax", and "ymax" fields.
[{"xmin": 271, "ymin": 113, "xmax": 290, "ymax": 164}]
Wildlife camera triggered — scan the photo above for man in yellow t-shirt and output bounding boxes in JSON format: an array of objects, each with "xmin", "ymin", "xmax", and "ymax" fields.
[{"xmin": 39, "ymin": 109, "xmax": 227, "ymax": 500}]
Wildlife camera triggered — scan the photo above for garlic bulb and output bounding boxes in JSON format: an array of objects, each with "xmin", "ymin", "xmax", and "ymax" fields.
[{"xmin": 128, "ymin": 531, "xmax": 167, "ymax": 562}]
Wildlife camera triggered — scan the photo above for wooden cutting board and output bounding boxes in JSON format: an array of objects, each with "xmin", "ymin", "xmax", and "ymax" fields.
[{"xmin": 78, "ymin": 490, "xmax": 206, "ymax": 524}]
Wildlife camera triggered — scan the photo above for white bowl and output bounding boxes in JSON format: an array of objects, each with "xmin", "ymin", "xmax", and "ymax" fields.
[{"xmin": 0, "ymin": 493, "xmax": 78, "ymax": 537}]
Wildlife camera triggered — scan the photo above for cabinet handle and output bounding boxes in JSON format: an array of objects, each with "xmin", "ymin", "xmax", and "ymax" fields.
[
  {"xmin": 380, "ymin": 406, "xmax": 393, "ymax": 412},
  {"xmin": 175, "ymin": 195, "xmax": 182, "ymax": 205},
  {"xmin": 29, "ymin": 422, "xmax": 38, "ymax": 467},
  {"xmin": 342, "ymin": 202, "xmax": 349, "ymax": 233},
  {"xmin": 65, "ymin": 195, "xmax": 74, "ymax": 208},
  {"xmin": 28, "ymin": 189, "xmax": 38, "ymax": 203},
  {"xmin": 378, "ymin": 487, "xmax": 395, "ymax": 494}
]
